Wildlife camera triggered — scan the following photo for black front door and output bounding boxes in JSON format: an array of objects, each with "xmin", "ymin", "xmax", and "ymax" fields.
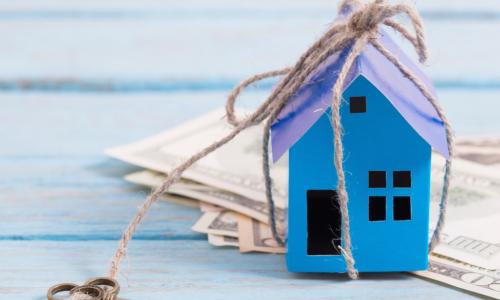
[{"xmin": 307, "ymin": 190, "xmax": 341, "ymax": 255}]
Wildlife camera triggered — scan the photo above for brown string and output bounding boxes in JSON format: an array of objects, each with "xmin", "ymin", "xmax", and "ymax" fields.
[{"xmin": 108, "ymin": 0, "xmax": 453, "ymax": 280}]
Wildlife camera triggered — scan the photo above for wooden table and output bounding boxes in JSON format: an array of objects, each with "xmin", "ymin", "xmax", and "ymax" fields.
[{"xmin": 1, "ymin": 1, "xmax": 498, "ymax": 298}]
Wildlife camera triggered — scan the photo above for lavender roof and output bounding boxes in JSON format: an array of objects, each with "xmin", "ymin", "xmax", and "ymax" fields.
[{"xmin": 270, "ymin": 29, "xmax": 448, "ymax": 162}]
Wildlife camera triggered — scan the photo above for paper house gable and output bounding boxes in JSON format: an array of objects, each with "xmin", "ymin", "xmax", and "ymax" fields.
[{"xmin": 271, "ymin": 30, "xmax": 449, "ymax": 273}]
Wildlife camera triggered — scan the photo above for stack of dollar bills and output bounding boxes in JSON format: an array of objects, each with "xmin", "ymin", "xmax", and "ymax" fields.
[{"xmin": 106, "ymin": 109, "xmax": 500, "ymax": 299}]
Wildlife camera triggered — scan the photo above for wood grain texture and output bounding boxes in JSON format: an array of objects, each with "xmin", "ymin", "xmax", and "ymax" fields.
[{"xmin": 0, "ymin": 157, "xmax": 202, "ymax": 240}]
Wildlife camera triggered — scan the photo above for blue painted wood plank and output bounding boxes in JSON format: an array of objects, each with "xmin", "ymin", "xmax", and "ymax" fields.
[
  {"xmin": 0, "ymin": 155, "xmax": 202, "ymax": 239},
  {"xmin": 0, "ymin": 78, "xmax": 498, "ymax": 93},
  {"xmin": 0, "ymin": 240, "xmax": 478, "ymax": 300}
]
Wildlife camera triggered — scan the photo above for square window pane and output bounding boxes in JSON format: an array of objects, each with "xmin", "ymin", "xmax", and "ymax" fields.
[
  {"xmin": 350, "ymin": 96, "xmax": 366, "ymax": 113},
  {"xmin": 393, "ymin": 171, "xmax": 411, "ymax": 188},
  {"xmin": 369, "ymin": 196, "xmax": 386, "ymax": 221},
  {"xmin": 394, "ymin": 196, "xmax": 411, "ymax": 220},
  {"xmin": 369, "ymin": 171, "xmax": 386, "ymax": 188}
]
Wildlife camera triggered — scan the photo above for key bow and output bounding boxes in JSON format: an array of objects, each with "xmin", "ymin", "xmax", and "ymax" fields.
[{"xmin": 47, "ymin": 277, "xmax": 120, "ymax": 300}]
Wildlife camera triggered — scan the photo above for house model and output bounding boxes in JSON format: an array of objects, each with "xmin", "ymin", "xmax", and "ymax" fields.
[{"xmin": 270, "ymin": 29, "xmax": 449, "ymax": 272}]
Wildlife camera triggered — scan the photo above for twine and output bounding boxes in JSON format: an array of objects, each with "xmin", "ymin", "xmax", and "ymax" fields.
[{"xmin": 108, "ymin": 0, "xmax": 453, "ymax": 280}]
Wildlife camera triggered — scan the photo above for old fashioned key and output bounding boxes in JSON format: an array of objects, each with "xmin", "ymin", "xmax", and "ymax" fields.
[{"xmin": 47, "ymin": 277, "xmax": 120, "ymax": 300}]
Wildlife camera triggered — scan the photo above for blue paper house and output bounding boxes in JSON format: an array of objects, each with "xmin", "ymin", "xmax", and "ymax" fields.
[{"xmin": 270, "ymin": 30, "xmax": 449, "ymax": 273}]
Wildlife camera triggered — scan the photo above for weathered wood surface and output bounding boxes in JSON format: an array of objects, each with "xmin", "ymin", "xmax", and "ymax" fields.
[
  {"xmin": 0, "ymin": 0, "xmax": 497, "ymax": 299},
  {"xmin": 0, "ymin": 241, "xmax": 479, "ymax": 300}
]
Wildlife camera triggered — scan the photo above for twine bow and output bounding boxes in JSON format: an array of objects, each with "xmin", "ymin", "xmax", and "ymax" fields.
[{"xmin": 107, "ymin": 0, "xmax": 453, "ymax": 281}]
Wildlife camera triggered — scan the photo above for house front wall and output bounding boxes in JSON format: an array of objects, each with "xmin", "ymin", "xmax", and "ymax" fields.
[{"xmin": 287, "ymin": 75, "xmax": 432, "ymax": 272}]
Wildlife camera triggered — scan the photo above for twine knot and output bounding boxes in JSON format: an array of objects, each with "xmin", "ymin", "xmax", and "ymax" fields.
[{"xmin": 347, "ymin": 0, "xmax": 391, "ymax": 38}]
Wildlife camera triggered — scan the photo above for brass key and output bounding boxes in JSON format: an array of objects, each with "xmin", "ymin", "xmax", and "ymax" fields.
[{"xmin": 48, "ymin": 277, "xmax": 120, "ymax": 300}]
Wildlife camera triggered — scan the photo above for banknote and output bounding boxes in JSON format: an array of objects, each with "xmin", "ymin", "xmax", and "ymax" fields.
[
  {"xmin": 208, "ymin": 234, "xmax": 239, "ymax": 248},
  {"xmin": 426, "ymin": 148, "xmax": 500, "ymax": 298},
  {"xmin": 430, "ymin": 156, "xmax": 500, "ymax": 269},
  {"xmin": 430, "ymin": 154, "xmax": 500, "ymax": 222},
  {"xmin": 457, "ymin": 136, "xmax": 500, "ymax": 148},
  {"xmin": 192, "ymin": 211, "xmax": 239, "ymax": 238},
  {"xmin": 455, "ymin": 136, "xmax": 500, "ymax": 167},
  {"xmin": 237, "ymin": 215, "xmax": 285, "ymax": 254},
  {"xmin": 199, "ymin": 202, "xmax": 223, "ymax": 213},
  {"xmin": 160, "ymin": 193, "xmax": 199, "ymax": 208},
  {"xmin": 414, "ymin": 254, "xmax": 500, "ymax": 299},
  {"xmin": 434, "ymin": 214, "xmax": 500, "ymax": 270},
  {"xmin": 106, "ymin": 109, "xmax": 288, "ymax": 208},
  {"xmin": 124, "ymin": 170, "xmax": 285, "ymax": 225}
]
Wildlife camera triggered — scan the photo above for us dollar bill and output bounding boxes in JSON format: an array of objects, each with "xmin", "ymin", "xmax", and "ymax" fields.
[
  {"xmin": 106, "ymin": 109, "xmax": 288, "ymax": 208},
  {"xmin": 430, "ymin": 150, "xmax": 500, "ymax": 270},
  {"xmin": 414, "ymin": 254, "xmax": 500, "ymax": 299},
  {"xmin": 199, "ymin": 202, "xmax": 223, "ymax": 213},
  {"xmin": 159, "ymin": 193, "xmax": 200, "ymax": 208},
  {"xmin": 192, "ymin": 211, "xmax": 239, "ymax": 238},
  {"xmin": 124, "ymin": 170, "xmax": 285, "ymax": 225},
  {"xmin": 434, "ymin": 214, "xmax": 500, "ymax": 270},
  {"xmin": 430, "ymin": 154, "xmax": 500, "ymax": 223},
  {"xmin": 455, "ymin": 136, "xmax": 500, "ymax": 168},
  {"xmin": 237, "ymin": 215, "xmax": 285, "ymax": 254},
  {"xmin": 208, "ymin": 234, "xmax": 239, "ymax": 248}
]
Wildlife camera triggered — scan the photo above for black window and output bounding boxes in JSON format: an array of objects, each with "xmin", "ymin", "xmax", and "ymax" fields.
[
  {"xmin": 393, "ymin": 171, "xmax": 411, "ymax": 188},
  {"xmin": 393, "ymin": 196, "xmax": 411, "ymax": 220},
  {"xmin": 307, "ymin": 190, "xmax": 341, "ymax": 255},
  {"xmin": 369, "ymin": 171, "xmax": 386, "ymax": 188},
  {"xmin": 350, "ymin": 96, "xmax": 366, "ymax": 113},
  {"xmin": 369, "ymin": 196, "xmax": 386, "ymax": 221}
]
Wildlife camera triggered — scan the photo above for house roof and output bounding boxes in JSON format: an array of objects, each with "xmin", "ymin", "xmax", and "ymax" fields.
[{"xmin": 270, "ymin": 29, "xmax": 448, "ymax": 162}]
